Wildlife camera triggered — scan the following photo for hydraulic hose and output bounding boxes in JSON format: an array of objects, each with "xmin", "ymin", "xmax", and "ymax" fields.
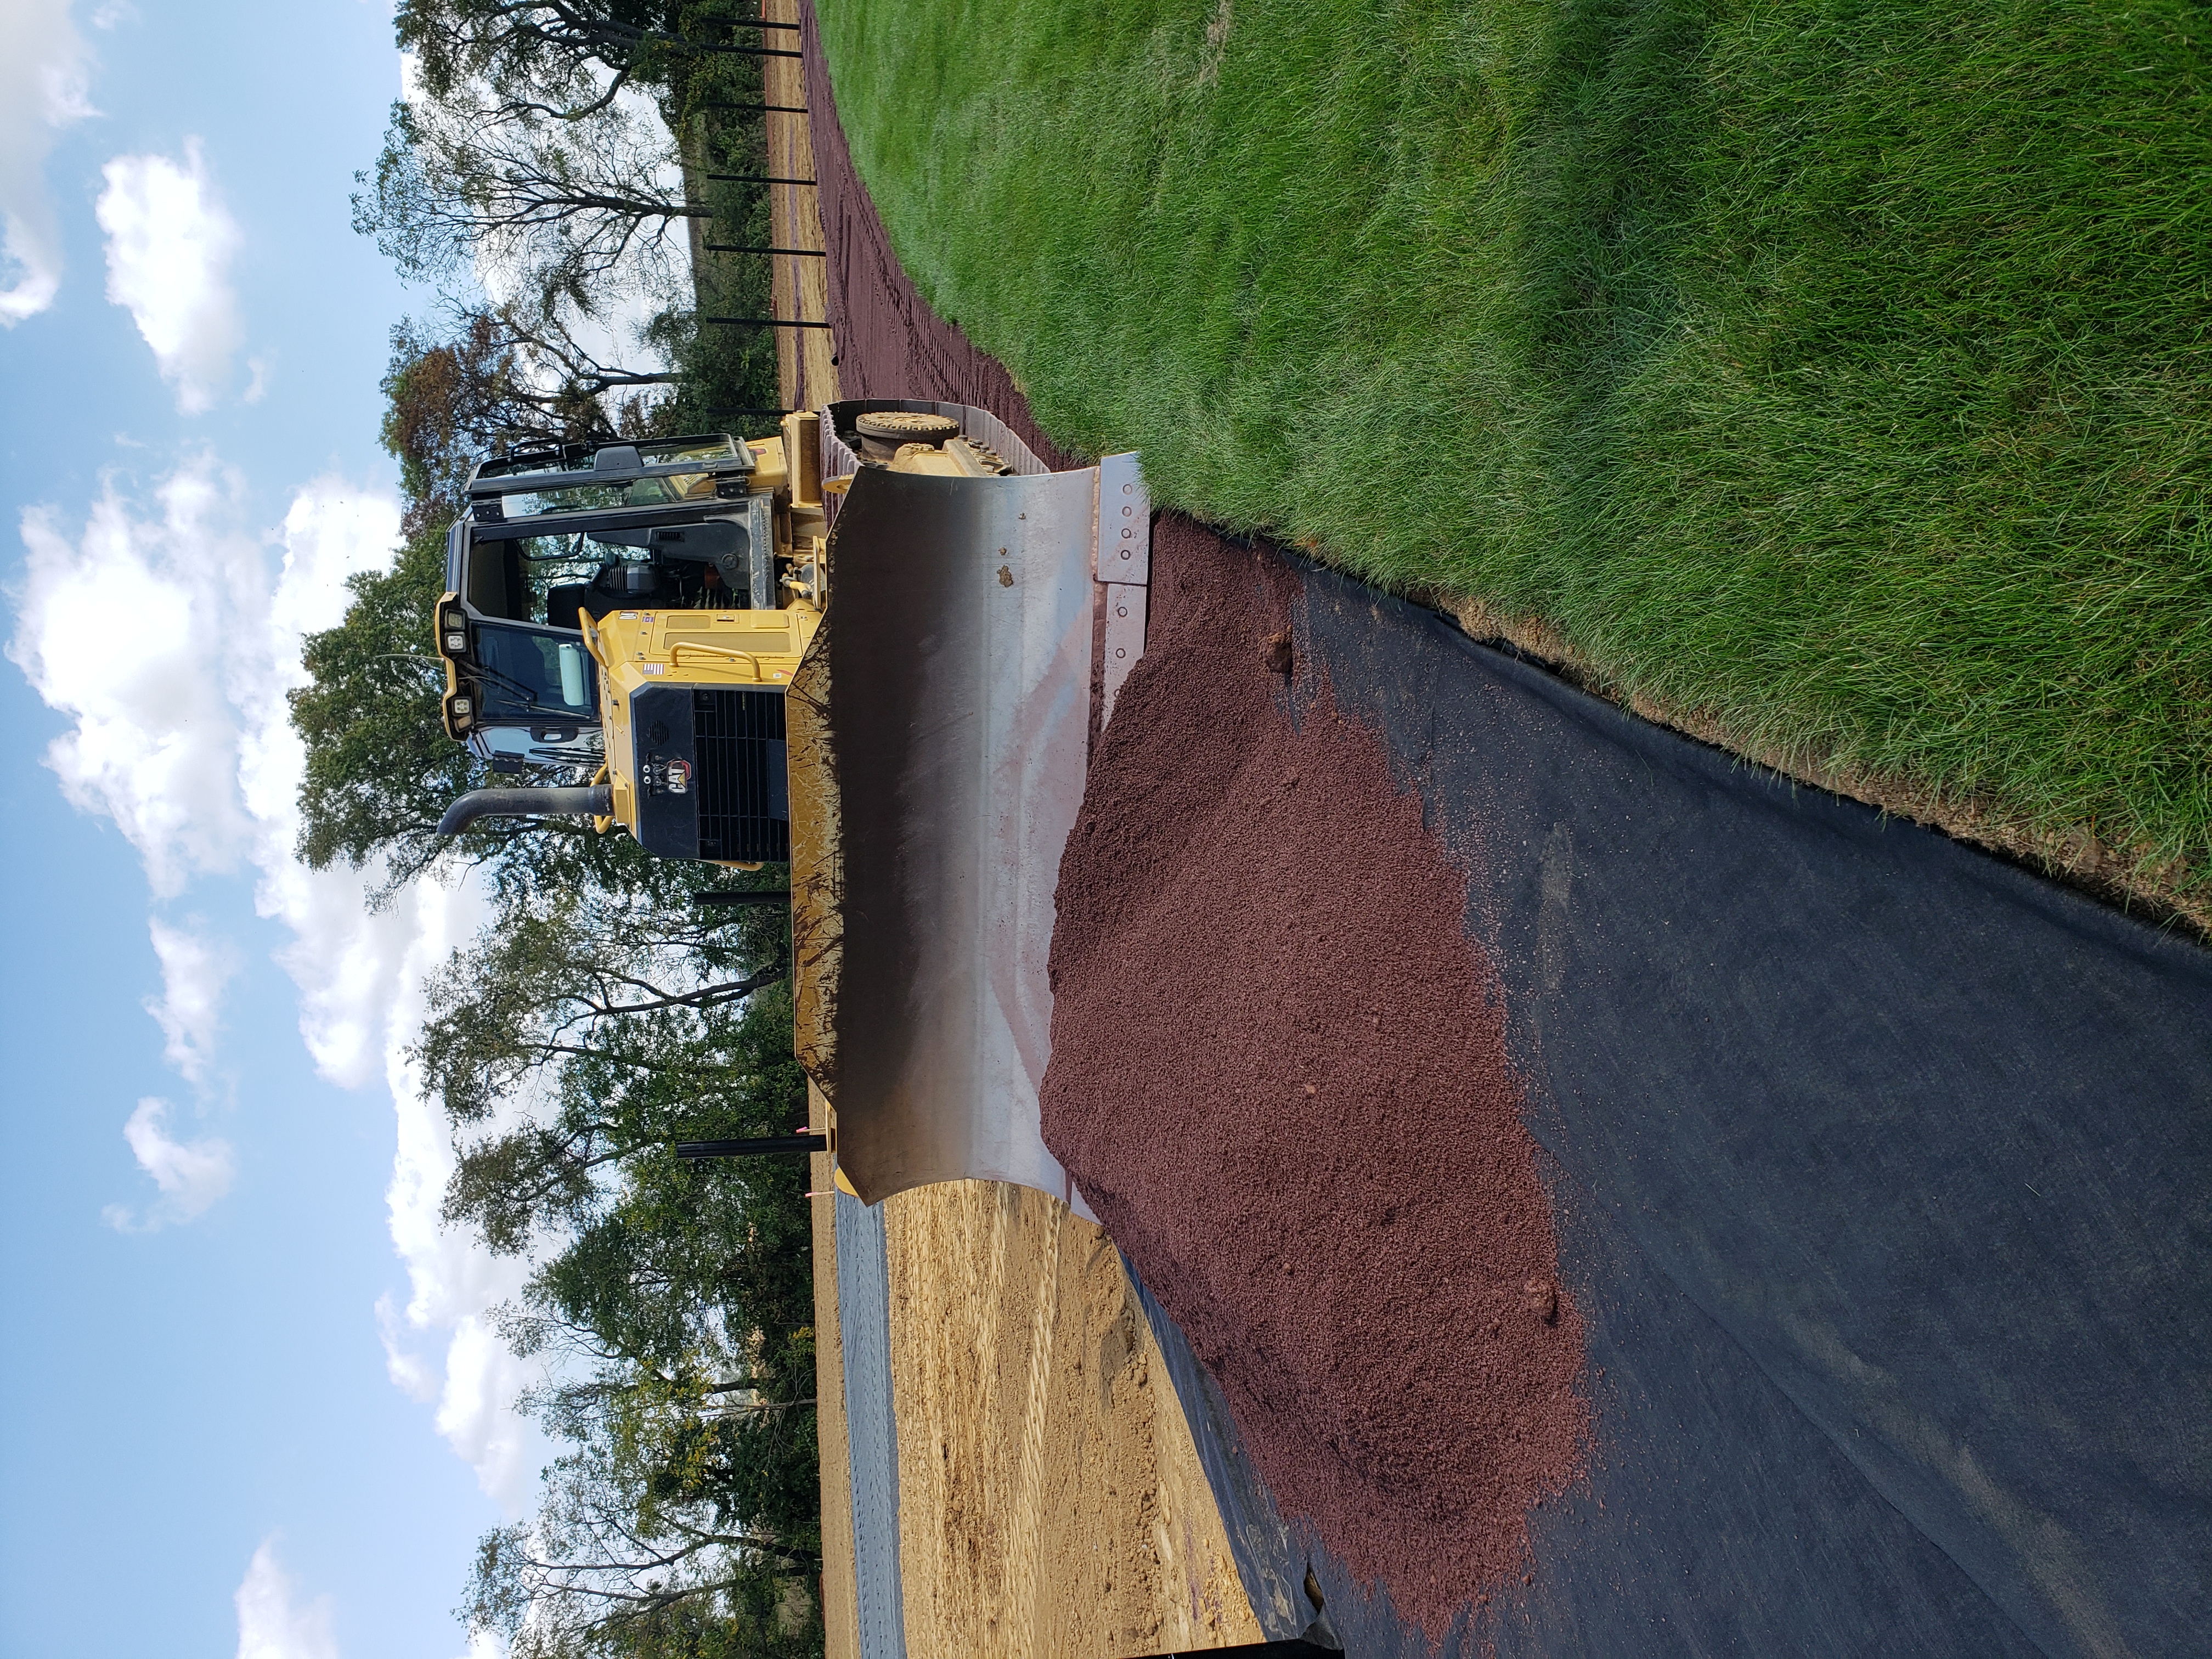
[{"xmin": 436, "ymin": 785, "xmax": 613, "ymax": 835}]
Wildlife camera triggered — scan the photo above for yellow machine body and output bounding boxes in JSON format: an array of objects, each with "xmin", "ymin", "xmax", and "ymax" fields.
[
  {"xmin": 432, "ymin": 402, "xmax": 1153, "ymax": 1214},
  {"xmin": 583, "ymin": 603, "xmax": 823, "ymax": 854}
]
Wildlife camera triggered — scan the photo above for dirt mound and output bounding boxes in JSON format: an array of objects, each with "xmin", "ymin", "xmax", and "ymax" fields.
[
  {"xmin": 1040, "ymin": 521, "xmax": 1589, "ymax": 1636},
  {"xmin": 800, "ymin": 20, "xmax": 1588, "ymax": 1625}
]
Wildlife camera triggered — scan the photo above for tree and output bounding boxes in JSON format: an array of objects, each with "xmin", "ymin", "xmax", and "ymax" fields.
[
  {"xmin": 463, "ymin": 1413, "xmax": 821, "ymax": 1659},
  {"xmin": 414, "ymin": 879, "xmax": 788, "ymax": 1127},
  {"xmin": 357, "ymin": 90, "xmax": 699, "ymax": 326},
  {"xmin": 449, "ymin": 969, "xmax": 822, "ymax": 1654},
  {"xmin": 366, "ymin": 2, "xmax": 786, "ymax": 439},
  {"xmin": 507, "ymin": 1080, "xmax": 817, "ymax": 1401},
  {"xmin": 404, "ymin": 860, "xmax": 817, "ymax": 1651},
  {"xmin": 506, "ymin": 1164, "xmax": 820, "ymax": 1552},
  {"xmin": 397, "ymin": 2, "xmax": 760, "ymax": 120},
  {"xmin": 422, "ymin": 960, "xmax": 805, "ymax": 1248},
  {"xmin": 382, "ymin": 307, "xmax": 678, "ymax": 516},
  {"xmin": 288, "ymin": 524, "xmax": 483, "ymax": 894}
]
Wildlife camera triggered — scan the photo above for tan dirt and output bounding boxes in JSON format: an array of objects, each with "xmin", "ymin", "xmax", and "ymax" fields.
[
  {"xmin": 880, "ymin": 1180, "xmax": 1263, "ymax": 1658},
  {"xmin": 765, "ymin": 0, "xmax": 837, "ymax": 421}
]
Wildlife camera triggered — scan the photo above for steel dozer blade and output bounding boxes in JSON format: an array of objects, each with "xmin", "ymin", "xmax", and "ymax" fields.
[{"xmin": 791, "ymin": 402, "xmax": 1148, "ymax": 1209}]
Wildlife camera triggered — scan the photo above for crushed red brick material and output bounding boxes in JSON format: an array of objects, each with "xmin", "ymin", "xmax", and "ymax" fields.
[
  {"xmin": 800, "ymin": 7, "xmax": 1070, "ymax": 469},
  {"xmin": 1040, "ymin": 521, "xmax": 1588, "ymax": 1634},
  {"xmin": 800, "ymin": 22, "xmax": 1589, "ymax": 1629}
]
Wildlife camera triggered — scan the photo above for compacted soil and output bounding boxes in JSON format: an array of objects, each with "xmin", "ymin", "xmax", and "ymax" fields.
[{"xmin": 881, "ymin": 1181, "xmax": 1262, "ymax": 1659}]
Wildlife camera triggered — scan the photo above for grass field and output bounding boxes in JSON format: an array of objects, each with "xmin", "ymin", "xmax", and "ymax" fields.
[{"xmin": 817, "ymin": 0, "xmax": 2212, "ymax": 902}]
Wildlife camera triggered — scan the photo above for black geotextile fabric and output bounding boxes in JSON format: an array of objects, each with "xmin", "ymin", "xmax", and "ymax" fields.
[
  {"xmin": 1124, "ymin": 1259, "xmax": 1314, "ymax": 1640},
  {"xmin": 1137, "ymin": 548, "xmax": 2212, "ymax": 1659}
]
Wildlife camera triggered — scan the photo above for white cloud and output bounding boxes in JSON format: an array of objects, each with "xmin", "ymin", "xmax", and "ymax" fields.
[
  {"xmin": 436, "ymin": 1316, "xmax": 539, "ymax": 1511},
  {"xmin": 104, "ymin": 1096, "xmax": 235, "ymax": 1231},
  {"xmin": 14, "ymin": 461, "xmax": 545, "ymax": 1500},
  {"xmin": 0, "ymin": 0, "xmax": 94, "ymax": 325},
  {"xmin": 233, "ymin": 1539, "xmax": 339, "ymax": 1659},
  {"xmin": 145, "ymin": 917, "xmax": 238, "ymax": 1084},
  {"xmin": 376, "ymin": 1291, "xmax": 440, "ymax": 1404},
  {"xmin": 95, "ymin": 142, "xmax": 245, "ymax": 411},
  {"xmin": 10, "ymin": 459, "xmax": 262, "ymax": 893},
  {"xmin": 385, "ymin": 1031, "xmax": 539, "ymax": 1510}
]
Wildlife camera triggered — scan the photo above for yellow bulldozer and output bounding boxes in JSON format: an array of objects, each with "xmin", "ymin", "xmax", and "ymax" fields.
[{"xmin": 433, "ymin": 401, "xmax": 1152, "ymax": 1213}]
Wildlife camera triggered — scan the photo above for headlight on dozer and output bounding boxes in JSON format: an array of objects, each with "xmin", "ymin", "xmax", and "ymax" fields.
[{"xmin": 434, "ymin": 594, "xmax": 471, "ymax": 664}]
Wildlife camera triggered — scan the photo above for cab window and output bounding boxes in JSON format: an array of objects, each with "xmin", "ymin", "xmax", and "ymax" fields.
[
  {"xmin": 463, "ymin": 528, "xmax": 738, "ymax": 628},
  {"xmin": 470, "ymin": 623, "xmax": 598, "ymax": 721}
]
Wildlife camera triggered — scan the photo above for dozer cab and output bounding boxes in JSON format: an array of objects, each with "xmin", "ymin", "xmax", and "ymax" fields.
[
  {"xmin": 432, "ymin": 417, "xmax": 830, "ymax": 791},
  {"xmin": 435, "ymin": 402, "xmax": 1153, "ymax": 1213}
]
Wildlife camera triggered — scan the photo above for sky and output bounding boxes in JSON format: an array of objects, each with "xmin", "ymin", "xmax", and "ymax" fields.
[{"xmin": 0, "ymin": 4, "xmax": 581, "ymax": 1655}]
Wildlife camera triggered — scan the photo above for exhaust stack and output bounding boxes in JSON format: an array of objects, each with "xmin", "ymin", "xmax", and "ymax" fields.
[{"xmin": 437, "ymin": 785, "xmax": 613, "ymax": 836}]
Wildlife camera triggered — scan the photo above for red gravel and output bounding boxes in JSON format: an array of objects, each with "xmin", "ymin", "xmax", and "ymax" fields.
[
  {"xmin": 1039, "ymin": 521, "xmax": 1589, "ymax": 1635},
  {"xmin": 800, "ymin": 10, "xmax": 1071, "ymax": 469},
  {"xmin": 800, "ymin": 25, "xmax": 1589, "ymax": 1630}
]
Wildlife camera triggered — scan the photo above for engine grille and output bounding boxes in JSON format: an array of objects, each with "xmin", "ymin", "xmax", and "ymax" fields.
[{"xmin": 692, "ymin": 688, "xmax": 789, "ymax": 862}]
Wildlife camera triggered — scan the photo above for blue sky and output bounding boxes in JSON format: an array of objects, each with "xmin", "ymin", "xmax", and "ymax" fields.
[{"xmin": 1, "ymin": 5, "xmax": 560, "ymax": 1655}]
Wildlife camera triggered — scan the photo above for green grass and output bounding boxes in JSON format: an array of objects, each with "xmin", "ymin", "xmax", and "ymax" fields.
[{"xmin": 817, "ymin": 0, "xmax": 2212, "ymax": 895}]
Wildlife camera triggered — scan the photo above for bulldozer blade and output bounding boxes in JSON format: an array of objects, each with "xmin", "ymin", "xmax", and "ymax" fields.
[{"xmin": 788, "ymin": 436, "xmax": 1112, "ymax": 1208}]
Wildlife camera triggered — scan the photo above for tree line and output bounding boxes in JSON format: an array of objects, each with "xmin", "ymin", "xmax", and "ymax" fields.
[
  {"xmin": 303, "ymin": 5, "xmax": 825, "ymax": 1655},
  {"xmin": 357, "ymin": 0, "xmax": 793, "ymax": 475}
]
